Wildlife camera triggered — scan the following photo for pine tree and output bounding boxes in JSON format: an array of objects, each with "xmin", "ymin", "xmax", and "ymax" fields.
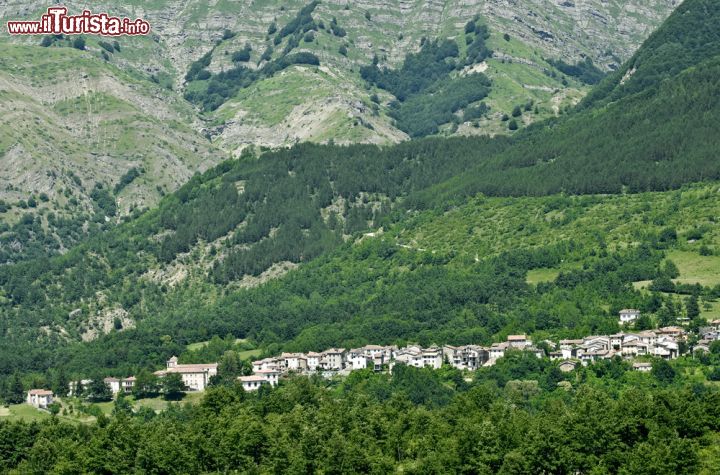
[
  {"xmin": 53, "ymin": 368, "xmax": 69, "ymax": 397},
  {"xmin": 87, "ymin": 378, "xmax": 112, "ymax": 402},
  {"xmin": 7, "ymin": 373, "xmax": 25, "ymax": 404},
  {"xmin": 686, "ymin": 294, "xmax": 700, "ymax": 319}
]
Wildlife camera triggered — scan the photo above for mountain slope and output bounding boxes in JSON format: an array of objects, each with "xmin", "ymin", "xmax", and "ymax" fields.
[
  {"xmin": 0, "ymin": 0, "xmax": 677, "ymax": 260},
  {"xmin": 0, "ymin": 0, "xmax": 715, "ymax": 379},
  {"xmin": 0, "ymin": 0, "xmax": 677, "ymax": 149},
  {"xmin": 0, "ymin": 42, "xmax": 221, "ymax": 262}
]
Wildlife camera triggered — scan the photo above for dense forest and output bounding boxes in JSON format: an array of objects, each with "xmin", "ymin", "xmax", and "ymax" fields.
[
  {"xmin": 4, "ymin": 355, "xmax": 720, "ymax": 473},
  {"xmin": 360, "ymin": 18, "xmax": 493, "ymax": 137}
]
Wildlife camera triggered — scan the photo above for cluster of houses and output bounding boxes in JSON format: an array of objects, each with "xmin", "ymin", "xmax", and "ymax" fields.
[
  {"xmin": 239, "ymin": 325, "xmax": 693, "ymax": 390},
  {"xmin": 24, "ymin": 311, "xmax": 720, "ymax": 405}
]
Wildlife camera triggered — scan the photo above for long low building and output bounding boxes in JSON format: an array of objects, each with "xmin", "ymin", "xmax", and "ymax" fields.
[{"xmin": 154, "ymin": 356, "xmax": 218, "ymax": 391}]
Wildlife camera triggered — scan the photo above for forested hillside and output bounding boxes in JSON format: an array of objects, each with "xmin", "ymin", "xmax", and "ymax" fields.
[{"xmin": 0, "ymin": 0, "xmax": 719, "ymax": 383}]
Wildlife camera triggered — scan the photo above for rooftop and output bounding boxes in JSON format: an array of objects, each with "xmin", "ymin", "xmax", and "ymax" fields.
[
  {"xmin": 507, "ymin": 335, "xmax": 527, "ymax": 341},
  {"xmin": 28, "ymin": 389, "xmax": 53, "ymax": 396}
]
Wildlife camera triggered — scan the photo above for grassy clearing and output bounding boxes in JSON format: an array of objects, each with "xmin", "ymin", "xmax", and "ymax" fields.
[
  {"xmin": 667, "ymin": 250, "xmax": 720, "ymax": 287},
  {"xmin": 186, "ymin": 338, "xmax": 248, "ymax": 351},
  {"xmin": 238, "ymin": 349, "xmax": 262, "ymax": 359},
  {"xmin": 526, "ymin": 267, "xmax": 561, "ymax": 285},
  {"xmin": 0, "ymin": 404, "xmax": 51, "ymax": 422}
]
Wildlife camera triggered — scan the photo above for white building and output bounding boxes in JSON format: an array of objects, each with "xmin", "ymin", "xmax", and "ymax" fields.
[
  {"xmin": 619, "ymin": 309, "xmax": 641, "ymax": 325},
  {"xmin": 154, "ymin": 356, "xmax": 218, "ymax": 391},
  {"xmin": 104, "ymin": 377, "xmax": 122, "ymax": 395},
  {"xmin": 421, "ymin": 347, "xmax": 443, "ymax": 369},
  {"xmin": 348, "ymin": 350, "xmax": 370, "ymax": 370},
  {"xmin": 306, "ymin": 352, "xmax": 322, "ymax": 371},
  {"xmin": 632, "ymin": 362, "xmax": 652, "ymax": 372},
  {"xmin": 238, "ymin": 375, "xmax": 268, "ymax": 391},
  {"xmin": 27, "ymin": 389, "xmax": 54, "ymax": 409},
  {"xmin": 254, "ymin": 369, "xmax": 280, "ymax": 387}
]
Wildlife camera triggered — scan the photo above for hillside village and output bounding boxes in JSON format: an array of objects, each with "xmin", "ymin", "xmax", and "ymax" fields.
[{"xmin": 25, "ymin": 310, "xmax": 720, "ymax": 405}]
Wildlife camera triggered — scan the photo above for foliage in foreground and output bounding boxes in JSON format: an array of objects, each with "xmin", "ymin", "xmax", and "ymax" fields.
[{"xmin": 2, "ymin": 361, "xmax": 720, "ymax": 474}]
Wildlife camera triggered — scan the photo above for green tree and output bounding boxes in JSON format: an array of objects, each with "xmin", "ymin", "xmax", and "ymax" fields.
[
  {"xmin": 52, "ymin": 368, "xmax": 69, "ymax": 397},
  {"xmin": 162, "ymin": 373, "xmax": 186, "ymax": 401},
  {"xmin": 112, "ymin": 392, "xmax": 133, "ymax": 417},
  {"xmin": 86, "ymin": 378, "xmax": 112, "ymax": 402},
  {"xmin": 686, "ymin": 294, "xmax": 700, "ymax": 319},
  {"xmin": 132, "ymin": 370, "xmax": 160, "ymax": 399},
  {"xmin": 6, "ymin": 373, "xmax": 25, "ymax": 404},
  {"xmin": 651, "ymin": 359, "xmax": 676, "ymax": 385},
  {"xmin": 72, "ymin": 36, "xmax": 86, "ymax": 50},
  {"xmin": 511, "ymin": 105, "xmax": 522, "ymax": 117}
]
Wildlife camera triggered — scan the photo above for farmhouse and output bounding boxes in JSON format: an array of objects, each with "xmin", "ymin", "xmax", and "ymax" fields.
[
  {"xmin": 632, "ymin": 362, "xmax": 653, "ymax": 372},
  {"xmin": 27, "ymin": 389, "xmax": 54, "ymax": 409}
]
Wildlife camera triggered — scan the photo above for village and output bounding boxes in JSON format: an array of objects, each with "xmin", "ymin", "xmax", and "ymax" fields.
[{"xmin": 25, "ymin": 309, "xmax": 720, "ymax": 408}]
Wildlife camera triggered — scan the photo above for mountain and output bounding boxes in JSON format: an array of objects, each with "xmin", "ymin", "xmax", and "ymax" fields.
[
  {"xmin": 0, "ymin": 1, "xmax": 678, "ymax": 262},
  {"xmin": 0, "ymin": 0, "xmax": 717, "ymax": 380}
]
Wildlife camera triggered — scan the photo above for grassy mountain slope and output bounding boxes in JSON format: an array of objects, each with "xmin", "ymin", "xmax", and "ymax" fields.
[
  {"xmin": 0, "ymin": 0, "xmax": 677, "ymax": 149},
  {"xmin": 0, "ymin": 41, "xmax": 221, "ymax": 262}
]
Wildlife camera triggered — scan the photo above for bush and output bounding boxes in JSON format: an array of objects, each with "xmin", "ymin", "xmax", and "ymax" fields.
[
  {"xmin": 72, "ymin": 36, "xmax": 85, "ymax": 50},
  {"xmin": 508, "ymin": 119, "xmax": 519, "ymax": 131},
  {"xmin": 232, "ymin": 48, "xmax": 251, "ymax": 63},
  {"xmin": 98, "ymin": 41, "xmax": 114, "ymax": 53}
]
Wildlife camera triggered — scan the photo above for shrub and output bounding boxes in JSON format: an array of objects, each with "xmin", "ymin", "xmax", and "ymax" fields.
[{"xmin": 72, "ymin": 36, "xmax": 85, "ymax": 50}]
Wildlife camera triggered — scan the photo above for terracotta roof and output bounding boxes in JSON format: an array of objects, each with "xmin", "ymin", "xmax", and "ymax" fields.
[
  {"xmin": 507, "ymin": 335, "xmax": 527, "ymax": 341},
  {"xmin": 238, "ymin": 375, "xmax": 266, "ymax": 382},
  {"xmin": 28, "ymin": 389, "xmax": 53, "ymax": 396},
  {"xmin": 164, "ymin": 363, "xmax": 218, "ymax": 374}
]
